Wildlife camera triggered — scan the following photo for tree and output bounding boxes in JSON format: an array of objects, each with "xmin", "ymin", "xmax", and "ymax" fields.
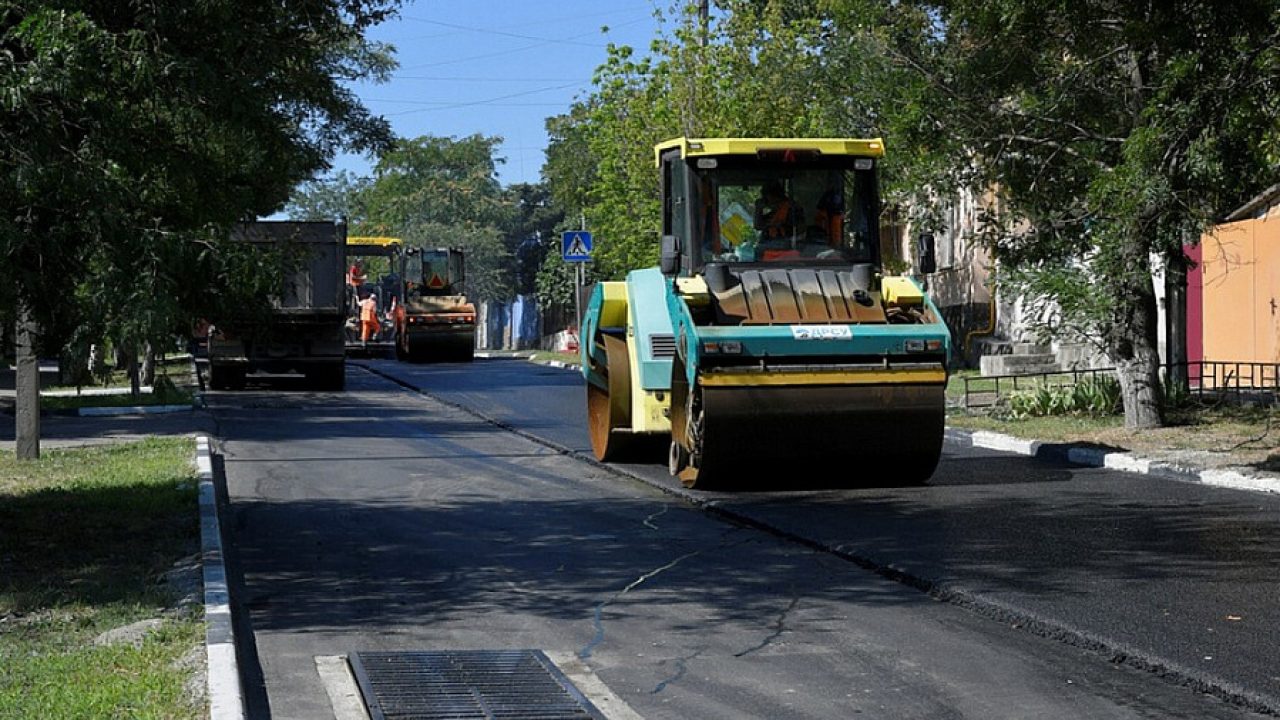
[
  {"xmin": 1, "ymin": 1, "xmax": 400, "ymax": 455},
  {"xmin": 821, "ymin": 0, "xmax": 1280, "ymax": 428},
  {"xmin": 539, "ymin": 1, "xmax": 842, "ymax": 289},
  {"xmin": 504, "ymin": 183, "xmax": 564, "ymax": 296},
  {"xmin": 285, "ymin": 171, "xmax": 374, "ymax": 226},
  {"xmin": 356, "ymin": 134, "xmax": 517, "ymax": 302}
]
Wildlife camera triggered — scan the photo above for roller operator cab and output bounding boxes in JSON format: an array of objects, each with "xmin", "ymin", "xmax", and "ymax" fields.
[
  {"xmin": 394, "ymin": 247, "xmax": 476, "ymax": 362},
  {"xmin": 581, "ymin": 138, "xmax": 950, "ymax": 489}
]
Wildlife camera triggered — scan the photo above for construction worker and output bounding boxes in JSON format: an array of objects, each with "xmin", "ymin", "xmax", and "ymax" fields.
[
  {"xmin": 814, "ymin": 183, "xmax": 845, "ymax": 246},
  {"xmin": 348, "ymin": 261, "xmax": 366, "ymax": 288},
  {"xmin": 754, "ymin": 182, "xmax": 799, "ymax": 240},
  {"xmin": 359, "ymin": 293, "xmax": 379, "ymax": 345}
]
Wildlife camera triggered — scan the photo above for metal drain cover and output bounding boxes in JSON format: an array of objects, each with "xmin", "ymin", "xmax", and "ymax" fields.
[{"xmin": 348, "ymin": 650, "xmax": 606, "ymax": 720}]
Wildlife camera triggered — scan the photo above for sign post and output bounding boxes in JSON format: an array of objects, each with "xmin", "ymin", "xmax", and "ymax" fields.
[{"xmin": 562, "ymin": 229, "xmax": 594, "ymax": 328}]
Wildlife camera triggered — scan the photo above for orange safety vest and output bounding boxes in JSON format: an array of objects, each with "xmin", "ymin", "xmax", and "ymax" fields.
[
  {"xmin": 764, "ymin": 199, "xmax": 796, "ymax": 239},
  {"xmin": 360, "ymin": 298, "xmax": 378, "ymax": 323}
]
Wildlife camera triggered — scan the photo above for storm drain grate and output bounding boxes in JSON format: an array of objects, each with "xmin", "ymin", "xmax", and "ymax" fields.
[{"xmin": 348, "ymin": 650, "xmax": 606, "ymax": 720}]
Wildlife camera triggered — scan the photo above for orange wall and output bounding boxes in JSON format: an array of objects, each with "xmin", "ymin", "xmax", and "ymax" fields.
[{"xmin": 1200, "ymin": 213, "xmax": 1280, "ymax": 364}]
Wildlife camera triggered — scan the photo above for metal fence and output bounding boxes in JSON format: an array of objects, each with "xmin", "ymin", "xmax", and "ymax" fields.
[{"xmin": 961, "ymin": 360, "xmax": 1280, "ymax": 410}]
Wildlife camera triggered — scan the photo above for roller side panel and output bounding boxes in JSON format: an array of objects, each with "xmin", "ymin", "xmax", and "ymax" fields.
[
  {"xmin": 581, "ymin": 281, "xmax": 628, "ymax": 390},
  {"xmin": 623, "ymin": 268, "xmax": 676, "ymax": 392}
]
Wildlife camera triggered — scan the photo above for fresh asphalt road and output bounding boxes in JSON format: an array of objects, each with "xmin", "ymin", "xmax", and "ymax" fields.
[
  {"xmin": 361, "ymin": 356, "xmax": 1280, "ymax": 713},
  {"xmin": 211, "ymin": 360, "xmax": 1273, "ymax": 719}
]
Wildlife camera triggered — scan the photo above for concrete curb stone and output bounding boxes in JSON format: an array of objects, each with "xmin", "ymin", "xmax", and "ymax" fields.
[
  {"xmin": 79, "ymin": 404, "xmax": 193, "ymax": 417},
  {"xmin": 956, "ymin": 427, "xmax": 1280, "ymax": 495},
  {"xmin": 196, "ymin": 435, "xmax": 246, "ymax": 720}
]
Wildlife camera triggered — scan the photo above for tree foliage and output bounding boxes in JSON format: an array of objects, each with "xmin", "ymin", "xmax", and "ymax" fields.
[
  {"xmin": 538, "ymin": 1, "xmax": 844, "ymax": 301},
  {"xmin": 820, "ymin": 0, "xmax": 1280, "ymax": 427},
  {"xmin": 289, "ymin": 134, "xmax": 537, "ymax": 302},
  {"xmin": 541, "ymin": 0, "xmax": 1280, "ymax": 427},
  {"xmin": 0, "ymin": 0, "xmax": 400, "ymax": 357}
]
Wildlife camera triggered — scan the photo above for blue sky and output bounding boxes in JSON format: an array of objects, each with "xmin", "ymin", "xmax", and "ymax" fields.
[{"xmin": 335, "ymin": 1, "xmax": 667, "ymax": 186}]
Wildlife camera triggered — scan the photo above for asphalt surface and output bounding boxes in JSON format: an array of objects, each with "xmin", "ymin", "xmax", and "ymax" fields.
[
  {"xmin": 360, "ymin": 357, "xmax": 1280, "ymax": 713},
  {"xmin": 210, "ymin": 360, "xmax": 1274, "ymax": 719}
]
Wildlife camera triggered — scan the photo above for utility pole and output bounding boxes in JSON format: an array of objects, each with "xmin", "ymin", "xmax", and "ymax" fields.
[
  {"xmin": 1165, "ymin": 250, "xmax": 1189, "ymax": 393},
  {"xmin": 15, "ymin": 301, "xmax": 40, "ymax": 460},
  {"xmin": 574, "ymin": 213, "xmax": 587, "ymax": 329}
]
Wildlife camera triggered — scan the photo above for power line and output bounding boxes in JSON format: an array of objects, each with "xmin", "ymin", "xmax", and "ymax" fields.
[
  {"xmin": 388, "ymin": 75, "xmax": 590, "ymax": 82},
  {"xmin": 366, "ymin": 98, "xmax": 572, "ymax": 107},
  {"xmin": 398, "ymin": 5, "xmax": 651, "ymax": 33},
  {"xmin": 398, "ymin": 18, "xmax": 608, "ymax": 48},
  {"xmin": 396, "ymin": 16, "xmax": 650, "ymax": 71},
  {"xmin": 384, "ymin": 82, "xmax": 581, "ymax": 116}
]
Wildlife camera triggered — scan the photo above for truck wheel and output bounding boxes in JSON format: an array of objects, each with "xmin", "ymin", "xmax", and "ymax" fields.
[
  {"xmin": 307, "ymin": 363, "xmax": 345, "ymax": 391},
  {"xmin": 587, "ymin": 334, "xmax": 633, "ymax": 462},
  {"xmin": 208, "ymin": 364, "xmax": 228, "ymax": 391}
]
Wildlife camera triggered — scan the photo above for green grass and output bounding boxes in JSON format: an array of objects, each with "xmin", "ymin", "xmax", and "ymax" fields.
[
  {"xmin": 529, "ymin": 350, "xmax": 581, "ymax": 366},
  {"xmin": 947, "ymin": 411, "xmax": 1126, "ymax": 442},
  {"xmin": 946, "ymin": 369, "xmax": 981, "ymax": 400},
  {"xmin": 0, "ymin": 438, "xmax": 203, "ymax": 719}
]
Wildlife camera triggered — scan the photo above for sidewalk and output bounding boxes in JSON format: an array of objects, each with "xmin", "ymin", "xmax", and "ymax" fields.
[{"xmin": 0, "ymin": 406, "xmax": 214, "ymax": 450}]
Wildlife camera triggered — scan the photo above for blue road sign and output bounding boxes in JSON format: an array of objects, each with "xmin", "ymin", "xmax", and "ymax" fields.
[{"xmin": 562, "ymin": 231, "xmax": 593, "ymax": 262}]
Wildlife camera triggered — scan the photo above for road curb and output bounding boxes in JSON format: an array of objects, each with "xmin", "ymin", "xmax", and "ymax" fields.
[
  {"xmin": 197, "ymin": 435, "xmax": 246, "ymax": 720},
  {"xmin": 480, "ymin": 351, "xmax": 580, "ymax": 372},
  {"xmin": 951, "ymin": 427, "xmax": 1280, "ymax": 495},
  {"xmin": 78, "ymin": 403, "xmax": 194, "ymax": 417},
  {"xmin": 529, "ymin": 359, "xmax": 578, "ymax": 371},
  {"xmin": 358, "ymin": 362, "xmax": 1280, "ymax": 715}
]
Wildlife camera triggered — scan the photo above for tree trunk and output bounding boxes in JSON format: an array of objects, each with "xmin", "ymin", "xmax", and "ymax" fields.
[
  {"xmin": 1164, "ymin": 251, "xmax": 1189, "ymax": 395},
  {"xmin": 88, "ymin": 343, "xmax": 104, "ymax": 380},
  {"xmin": 126, "ymin": 340, "xmax": 141, "ymax": 398},
  {"xmin": 1110, "ymin": 257, "xmax": 1165, "ymax": 429},
  {"xmin": 15, "ymin": 304, "xmax": 40, "ymax": 460},
  {"xmin": 141, "ymin": 341, "xmax": 156, "ymax": 387}
]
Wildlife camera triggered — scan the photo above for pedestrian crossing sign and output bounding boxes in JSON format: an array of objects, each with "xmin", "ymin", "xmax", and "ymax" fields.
[{"xmin": 562, "ymin": 231, "xmax": 593, "ymax": 262}]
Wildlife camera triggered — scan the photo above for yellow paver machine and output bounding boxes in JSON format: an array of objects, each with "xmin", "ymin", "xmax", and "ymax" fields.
[{"xmin": 580, "ymin": 138, "xmax": 949, "ymax": 488}]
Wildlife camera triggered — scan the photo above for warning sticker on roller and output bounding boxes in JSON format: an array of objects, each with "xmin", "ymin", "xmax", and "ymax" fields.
[{"xmin": 791, "ymin": 325, "xmax": 852, "ymax": 340}]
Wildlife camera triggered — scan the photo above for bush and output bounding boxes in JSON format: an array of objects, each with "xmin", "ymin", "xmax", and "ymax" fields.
[{"xmin": 1001, "ymin": 375, "xmax": 1121, "ymax": 419}]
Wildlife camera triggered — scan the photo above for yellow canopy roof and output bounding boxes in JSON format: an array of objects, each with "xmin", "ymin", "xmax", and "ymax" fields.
[
  {"xmin": 654, "ymin": 137, "xmax": 885, "ymax": 166},
  {"xmin": 347, "ymin": 236, "xmax": 402, "ymax": 247}
]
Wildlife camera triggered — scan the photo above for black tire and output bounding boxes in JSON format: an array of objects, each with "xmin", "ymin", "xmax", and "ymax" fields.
[
  {"xmin": 327, "ymin": 363, "xmax": 346, "ymax": 391},
  {"xmin": 306, "ymin": 363, "xmax": 345, "ymax": 391},
  {"xmin": 209, "ymin": 364, "xmax": 246, "ymax": 391},
  {"xmin": 208, "ymin": 364, "xmax": 229, "ymax": 391},
  {"xmin": 586, "ymin": 334, "xmax": 633, "ymax": 462}
]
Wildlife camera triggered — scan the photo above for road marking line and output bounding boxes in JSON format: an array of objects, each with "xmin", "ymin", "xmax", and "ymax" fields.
[
  {"xmin": 544, "ymin": 650, "xmax": 645, "ymax": 720},
  {"xmin": 315, "ymin": 655, "xmax": 372, "ymax": 720}
]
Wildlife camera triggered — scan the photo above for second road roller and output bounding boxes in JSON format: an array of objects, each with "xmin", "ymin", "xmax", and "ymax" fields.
[
  {"xmin": 580, "ymin": 137, "xmax": 950, "ymax": 488},
  {"xmin": 395, "ymin": 247, "xmax": 476, "ymax": 362}
]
